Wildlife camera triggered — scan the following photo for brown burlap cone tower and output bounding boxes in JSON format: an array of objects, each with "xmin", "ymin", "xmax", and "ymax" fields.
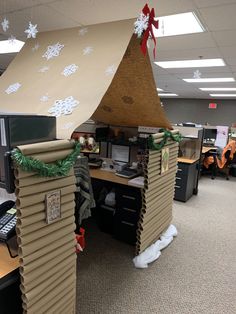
[
  {"xmin": 14, "ymin": 140, "xmax": 77, "ymax": 314},
  {"xmin": 92, "ymin": 34, "xmax": 171, "ymax": 129}
]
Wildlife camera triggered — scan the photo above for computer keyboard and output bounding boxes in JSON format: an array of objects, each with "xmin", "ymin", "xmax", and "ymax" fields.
[{"xmin": 115, "ymin": 168, "xmax": 138, "ymax": 179}]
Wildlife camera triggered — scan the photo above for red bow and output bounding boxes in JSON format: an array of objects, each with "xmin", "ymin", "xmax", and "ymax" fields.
[{"xmin": 140, "ymin": 4, "xmax": 159, "ymax": 58}]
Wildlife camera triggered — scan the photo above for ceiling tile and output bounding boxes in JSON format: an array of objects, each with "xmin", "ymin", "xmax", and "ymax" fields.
[
  {"xmin": 157, "ymin": 33, "xmax": 216, "ymax": 51},
  {"xmin": 194, "ymin": 0, "xmax": 236, "ymax": 9},
  {"xmin": 199, "ymin": 3, "xmax": 236, "ymax": 31},
  {"xmin": 219, "ymin": 46, "xmax": 236, "ymax": 65},
  {"xmin": 212, "ymin": 30, "xmax": 236, "ymax": 47}
]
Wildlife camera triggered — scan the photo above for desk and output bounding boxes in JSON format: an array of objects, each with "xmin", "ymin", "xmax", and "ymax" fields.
[
  {"xmin": 202, "ymin": 146, "xmax": 217, "ymax": 154},
  {"xmin": 0, "ymin": 243, "xmax": 21, "ymax": 314},
  {"xmin": 90, "ymin": 168, "xmax": 130, "ymax": 186},
  {"xmin": 0, "ymin": 243, "xmax": 19, "ymax": 279}
]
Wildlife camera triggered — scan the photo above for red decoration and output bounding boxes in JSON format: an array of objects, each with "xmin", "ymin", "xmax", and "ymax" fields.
[{"xmin": 140, "ymin": 4, "xmax": 159, "ymax": 58}]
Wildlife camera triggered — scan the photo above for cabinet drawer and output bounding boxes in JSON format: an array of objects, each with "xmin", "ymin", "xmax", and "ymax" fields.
[
  {"xmin": 177, "ymin": 163, "xmax": 189, "ymax": 176},
  {"xmin": 113, "ymin": 219, "xmax": 137, "ymax": 245},
  {"xmin": 115, "ymin": 206, "xmax": 140, "ymax": 224},
  {"xmin": 116, "ymin": 187, "xmax": 141, "ymax": 210}
]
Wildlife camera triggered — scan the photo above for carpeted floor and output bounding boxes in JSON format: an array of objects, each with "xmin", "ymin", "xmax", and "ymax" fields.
[{"xmin": 76, "ymin": 176, "xmax": 236, "ymax": 314}]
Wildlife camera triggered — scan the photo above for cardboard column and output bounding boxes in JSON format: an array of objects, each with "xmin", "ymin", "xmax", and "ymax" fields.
[
  {"xmin": 14, "ymin": 140, "xmax": 77, "ymax": 313},
  {"xmin": 136, "ymin": 132, "xmax": 179, "ymax": 255}
]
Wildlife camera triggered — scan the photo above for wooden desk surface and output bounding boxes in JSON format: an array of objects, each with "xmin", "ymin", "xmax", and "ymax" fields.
[
  {"xmin": 90, "ymin": 168, "xmax": 130, "ymax": 185},
  {"xmin": 177, "ymin": 157, "xmax": 198, "ymax": 164},
  {"xmin": 202, "ymin": 146, "xmax": 217, "ymax": 154},
  {"xmin": 0, "ymin": 243, "xmax": 19, "ymax": 279}
]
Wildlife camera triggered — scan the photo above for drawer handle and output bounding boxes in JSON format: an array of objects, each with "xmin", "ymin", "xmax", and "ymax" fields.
[
  {"xmin": 176, "ymin": 177, "xmax": 182, "ymax": 180},
  {"xmin": 175, "ymin": 185, "xmax": 181, "ymax": 188},
  {"xmin": 122, "ymin": 195, "xmax": 135, "ymax": 200},
  {"xmin": 121, "ymin": 221, "xmax": 135, "ymax": 227},
  {"xmin": 177, "ymin": 168, "xmax": 182, "ymax": 172},
  {"xmin": 122, "ymin": 207, "xmax": 136, "ymax": 213}
]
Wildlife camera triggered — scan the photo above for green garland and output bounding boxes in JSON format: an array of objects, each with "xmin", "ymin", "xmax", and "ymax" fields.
[
  {"xmin": 148, "ymin": 129, "xmax": 182, "ymax": 151},
  {"xmin": 11, "ymin": 142, "xmax": 81, "ymax": 177}
]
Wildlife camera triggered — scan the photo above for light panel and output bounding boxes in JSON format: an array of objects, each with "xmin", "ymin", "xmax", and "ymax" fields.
[
  {"xmin": 183, "ymin": 78, "xmax": 235, "ymax": 83},
  {"xmin": 156, "ymin": 88, "xmax": 163, "ymax": 91},
  {"xmin": 200, "ymin": 87, "xmax": 236, "ymax": 91},
  {"xmin": 155, "ymin": 58, "xmax": 225, "ymax": 69},
  {"xmin": 210, "ymin": 94, "xmax": 236, "ymax": 97},
  {"xmin": 153, "ymin": 12, "xmax": 204, "ymax": 38},
  {"xmin": 158, "ymin": 93, "xmax": 178, "ymax": 97},
  {"xmin": 0, "ymin": 39, "xmax": 25, "ymax": 54}
]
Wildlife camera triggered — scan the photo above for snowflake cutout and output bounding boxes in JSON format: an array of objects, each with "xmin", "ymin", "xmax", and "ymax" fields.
[
  {"xmin": 193, "ymin": 70, "xmax": 202, "ymax": 79},
  {"xmin": 61, "ymin": 122, "xmax": 75, "ymax": 130},
  {"xmin": 32, "ymin": 43, "xmax": 40, "ymax": 52},
  {"xmin": 40, "ymin": 95, "xmax": 49, "ymax": 102},
  {"xmin": 83, "ymin": 46, "xmax": 93, "ymax": 55},
  {"xmin": 105, "ymin": 64, "xmax": 116, "ymax": 76},
  {"xmin": 79, "ymin": 28, "xmax": 88, "ymax": 36},
  {"xmin": 62, "ymin": 64, "xmax": 78, "ymax": 77},
  {"xmin": 25, "ymin": 21, "xmax": 38, "ymax": 39},
  {"xmin": 5, "ymin": 83, "xmax": 21, "ymax": 94},
  {"xmin": 1, "ymin": 18, "xmax": 9, "ymax": 32},
  {"xmin": 42, "ymin": 42, "xmax": 64, "ymax": 60},
  {"xmin": 48, "ymin": 96, "xmax": 79, "ymax": 117},
  {"xmin": 134, "ymin": 13, "xmax": 149, "ymax": 38},
  {"xmin": 38, "ymin": 66, "xmax": 50, "ymax": 73},
  {"xmin": 8, "ymin": 35, "xmax": 16, "ymax": 44}
]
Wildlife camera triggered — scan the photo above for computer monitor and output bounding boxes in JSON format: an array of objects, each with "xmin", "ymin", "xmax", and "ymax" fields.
[
  {"xmin": 111, "ymin": 145, "xmax": 130, "ymax": 163},
  {"xmin": 203, "ymin": 128, "xmax": 217, "ymax": 140},
  {"xmin": 71, "ymin": 132, "xmax": 100, "ymax": 154}
]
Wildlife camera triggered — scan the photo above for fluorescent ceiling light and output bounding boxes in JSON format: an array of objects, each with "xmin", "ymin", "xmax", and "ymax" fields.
[
  {"xmin": 156, "ymin": 88, "xmax": 163, "ymax": 91},
  {"xmin": 155, "ymin": 58, "xmax": 225, "ymax": 69},
  {"xmin": 183, "ymin": 78, "xmax": 235, "ymax": 83},
  {"xmin": 210, "ymin": 94, "xmax": 236, "ymax": 97},
  {"xmin": 153, "ymin": 12, "xmax": 204, "ymax": 37},
  {"xmin": 200, "ymin": 87, "xmax": 236, "ymax": 91},
  {"xmin": 0, "ymin": 39, "xmax": 25, "ymax": 54},
  {"xmin": 159, "ymin": 93, "xmax": 178, "ymax": 97}
]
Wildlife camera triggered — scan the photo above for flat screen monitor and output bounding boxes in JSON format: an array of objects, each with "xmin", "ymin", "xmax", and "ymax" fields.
[
  {"xmin": 71, "ymin": 132, "xmax": 100, "ymax": 154},
  {"xmin": 204, "ymin": 128, "xmax": 217, "ymax": 140},
  {"xmin": 111, "ymin": 145, "xmax": 130, "ymax": 163}
]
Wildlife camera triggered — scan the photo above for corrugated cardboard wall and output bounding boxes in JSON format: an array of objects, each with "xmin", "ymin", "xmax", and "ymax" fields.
[
  {"xmin": 136, "ymin": 140, "xmax": 179, "ymax": 255},
  {"xmin": 14, "ymin": 140, "xmax": 77, "ymax": 314}
]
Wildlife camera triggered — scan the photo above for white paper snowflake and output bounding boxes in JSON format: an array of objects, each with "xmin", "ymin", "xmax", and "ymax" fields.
[
  {"xmin": 32, "ymin": 43, "xmax": 40, "ymax": 52},
  {"xmin": 48, "ymin": 96, "xmax": 79, "ymax": 117},
  {"xmin": 62, "ymin": 64, "xmax": 78, "ymax": 77},
  {"xmin": 105, "ymin": 65, "xmax": 116, "ymax": 76},
  {"xmin": 83, "ymin": 46, "xmax": 93, "ymax": 55},
  {"xmin": 38, "ymin": 66, "xmax": 50, "ymax": 73},
  {"xmin": 1, "ymin": 18, "xmax": 9, "ymax": 32},
  {"xmin": 134, "ymin": 13, "xmax": 149, "ymax": 38},
  {"xmin": 8, "ymin": 35, "xmax": 16, "ymax": 44},
  {"xmin": 79, "ymin": 28, "xmax": 88, "ymax": 36},
  {"xmin": 61, "ymin": 122, "xmax": 75, "ymax": 130},
  {"xmin": 5, "ymin": 83, "xmax": 21, "ymax": 94},
  {"xmin": 42, "ymin": 42, "xmax": 64, "ymax": 60},
  {"xmin": 40, "ymin": 95, "xmax": 49, "ymax": 102},
  {"xmin": 25, "ymin": 21, "xmax": 38, "ymax": 39},
  {"xmin": 193, "ymin": 70, "xmax": 202, "ymax": 79}
]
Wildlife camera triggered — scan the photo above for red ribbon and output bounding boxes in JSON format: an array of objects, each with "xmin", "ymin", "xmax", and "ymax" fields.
[{"xmin": 140, "ymin": 4, "xmax": 159, "ymax": 58}]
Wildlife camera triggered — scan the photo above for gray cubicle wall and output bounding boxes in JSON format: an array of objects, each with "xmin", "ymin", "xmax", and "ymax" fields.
[{"xmin": 162, "ymin": 98, "xmax": 236, "ymax": 126}]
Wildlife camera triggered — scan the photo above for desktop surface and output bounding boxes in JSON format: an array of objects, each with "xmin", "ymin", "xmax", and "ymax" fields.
[{"xmin": 0, "ymin": 243, "xmax": 19, "ymax": 279}]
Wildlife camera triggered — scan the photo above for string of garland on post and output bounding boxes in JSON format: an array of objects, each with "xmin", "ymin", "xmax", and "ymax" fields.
[{"xmin": 11, "ymin": 142, "xmax": 81, "ymax": 177}]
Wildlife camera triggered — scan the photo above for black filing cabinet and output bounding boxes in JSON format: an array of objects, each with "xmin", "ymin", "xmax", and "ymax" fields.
[
  {"xmin": 114, "ymin": 186, "xmax": 141, "ymax": 245},
  {"xmin": 174, "ymin": 161, "xmax": 198, "ymax": 202}
]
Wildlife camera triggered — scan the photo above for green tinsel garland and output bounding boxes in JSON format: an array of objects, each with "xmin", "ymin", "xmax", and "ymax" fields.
[
  {"xmin": 11, "ymin": 142, "xmax": 81, "ymax": 177},
  {"xmin": 148, "ymin": 129, "xmax": 182, "ymax": 151}
]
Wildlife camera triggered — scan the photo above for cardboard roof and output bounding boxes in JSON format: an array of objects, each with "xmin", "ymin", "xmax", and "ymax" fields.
[{"xmin": 0, "ymin": 19, "xmax": 171, "ymax": 139}]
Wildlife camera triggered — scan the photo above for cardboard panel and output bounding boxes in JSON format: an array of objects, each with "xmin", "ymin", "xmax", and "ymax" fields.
[{"xmin": 0, "ymin": 19, "xmax": 171, "ymax": 139}]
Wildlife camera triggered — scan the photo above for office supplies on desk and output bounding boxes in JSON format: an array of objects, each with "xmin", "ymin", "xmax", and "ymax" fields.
[{"xmin": 115, "ymin": 167, "xmax": 139, "ymax": 179}]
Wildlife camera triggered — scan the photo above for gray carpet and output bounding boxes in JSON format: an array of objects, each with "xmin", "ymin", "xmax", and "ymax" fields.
[{"xmin": 76, "ymin": 176, "xmax": 236, "ymax": 314}]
